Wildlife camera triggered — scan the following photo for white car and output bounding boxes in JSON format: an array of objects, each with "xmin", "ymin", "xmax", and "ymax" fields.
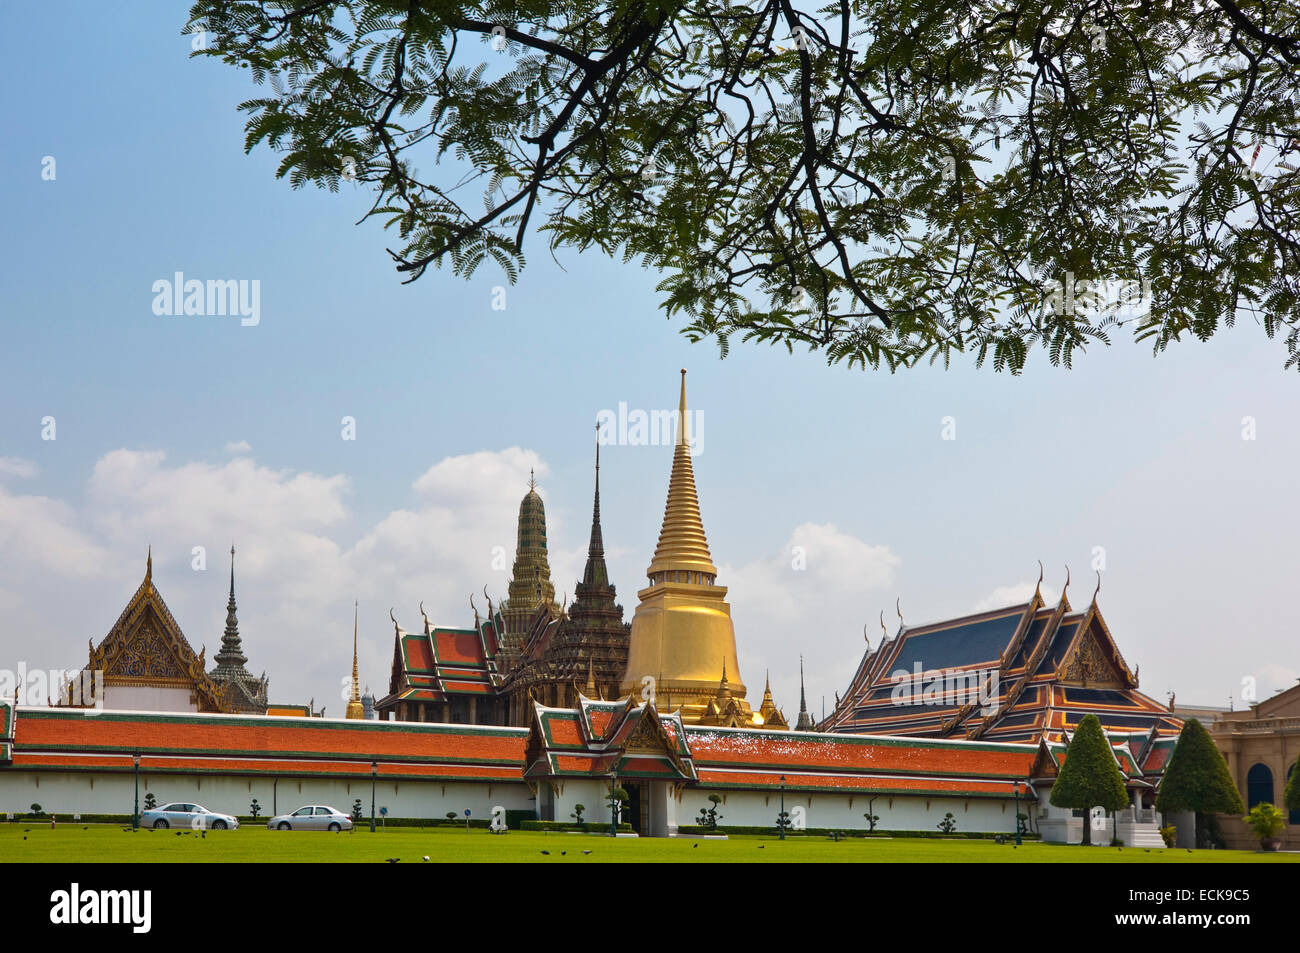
[
  {"xmin": 267, "ymin": 805, "xmax": 353, "ymax": 832},
  {"xmin": 140, "ymin": 802, "xmax": 239, "ymax": 830}
]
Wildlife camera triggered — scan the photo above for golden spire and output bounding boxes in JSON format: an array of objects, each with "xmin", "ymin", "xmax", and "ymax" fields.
[
  {"xmin": 145, "ymin": 545, "xmax": 153, "ymax": 591},
  {"xmin": 346, "ymin": 600, "xmax": 364, "ymax": 719},
  {"xmin": 646, "ymin": 370, "xmax": 718, "ymax": 580}
]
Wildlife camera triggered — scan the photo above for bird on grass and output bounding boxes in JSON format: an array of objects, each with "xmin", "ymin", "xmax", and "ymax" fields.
[
  {"xmin": 582, "ymin": 850, "xmax": 592, "ymax": 855},
  {"xmin": 758, "ymin": 845, "xmax": 765, "ymax": 849},
  {"xmin": 422, "ymin": 856, "xmax": 430, "ymax": 862},
  {"xmin": 385, "ymin": 858, "xmax": 400, "ymax": 863},
  {"xmin": 693, "ymin": 843, "xmax": 698, "ymax": 848},
  {"xmin": 561, "ymin": 851, "xmax": 567, "ymax": 856},
  {"xmin": 540, "ymin": 850, "xmax": 550, "ymax": 855}
]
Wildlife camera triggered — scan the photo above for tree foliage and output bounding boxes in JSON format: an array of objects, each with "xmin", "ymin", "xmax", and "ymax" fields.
[
  {"xmin": 1050, "ymin": 713, "xmax": 1128, "ymax": 844},
  {"xmin": 1155, "ymin": 717, "xmax": 1244, "ymax": 816},
  {"xmin": 186, "ymin": 0, "xmax": 1300, "ymax": 371},
  {"xmin": 1287, "ymin": 759, "xmax": 1300, "ymax": 811}
]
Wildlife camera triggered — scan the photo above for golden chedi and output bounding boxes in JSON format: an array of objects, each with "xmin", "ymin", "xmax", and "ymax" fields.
[
  {"xmin": 345, "ymin": 601, "xmax": 365, "ymax": 720},
  {"xmin": 620, "ymin": 370, "xmax": 754, "ymax": 725}
]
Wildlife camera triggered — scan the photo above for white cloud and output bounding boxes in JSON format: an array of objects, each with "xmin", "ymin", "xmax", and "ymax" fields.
[
  {"xmin": 0, "ymin": 457, "xmax": 37, "ymax": 479},
  {"xmin": 973, "ymin": 581, "xmax": 1061, "ymax": 613},
  {"xmin": 721, "ymin": 522, "xmax": 900, "ymax": 720},
  {"xmin": 224, "ymin": 440, "xmax": 252, "ymax": 454},
  {"xmin": 0, "ymin": 447, "xmax": 556, "ymax": 712}
]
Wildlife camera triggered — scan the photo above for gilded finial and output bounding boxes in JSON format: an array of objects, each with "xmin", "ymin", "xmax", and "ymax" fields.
[
  {"xmin": 1092, "ymin": 570, "xmax": 1102, "ymax": 602},
  {"xmin": 880, "ymin": 610, "xmax": 887, "ymax": 640},
  {"xmin": 1064, "ymin": 565, "xmax": 1071, "ymax": 592},
  {"xmin": 896, "ymin": 597, "xmax": 903, "ymax": 626},
  {"xmin": 389, "ymin": 607, "xmax": 399, "ymax": 634},
  {"xmin": 1036, "ymin": 559, "xmax": 1044, "ymax": 589},
  {"xmin": 677, "ymin": 369, "xmax": 689, "ymax": 447},
  {"xmin": 483, "ymin": 586, "xmax": 494, "ymax": 617},
  {"xmin": 863, "ymin": 623, "xmax": 870, "ymax": 646},
  {"xmin": 528, "ymin": 468, "xmax": 536, "ymax": 491},
  {"xmin": 145, "ymin": 545, "xmax": 153, "ymax": 586},
  {"xmin": 350, "ymin": 600, "xmax": 361, "ymax": 702}
]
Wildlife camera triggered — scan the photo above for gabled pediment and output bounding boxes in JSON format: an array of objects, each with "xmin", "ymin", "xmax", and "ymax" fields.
[
  {"xmin": 1057, "ymin": 607, "xmax": 1135, "ymax": 689},
  {"xmin": 86, "ymin": 559, "xmax": 225, "ymax": 711}
]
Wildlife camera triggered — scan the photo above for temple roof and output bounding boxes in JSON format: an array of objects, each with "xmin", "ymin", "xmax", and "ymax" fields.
[
  {"xmin": 2, "ymin": 699, "xmax": 1043, "ymax": 801},
  {"xmin": 3, "ymin": 705, "xmax": 525, "ymax": 782},
  {"xmin": 686, "ymin": 725, "xmax": 1038, "ymax": 797},
  {"xmin": 524, "ymin": 695, "xmax": 697, "ymax": 781},
  {"xmin": 81, "ymin": 550, "xmax": 227, "ymax": 712},
  {"xmin": 822, "ymin": 581, "xmax": 1181, "ymax": 750},
  {"xmin": 376, "ymin": 603, "xmax": 505, "ymax": 710}
]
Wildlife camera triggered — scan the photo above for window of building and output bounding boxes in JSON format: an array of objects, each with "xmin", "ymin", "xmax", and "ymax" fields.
[{"xmin": 1246, "ymin": 762, "xmax": 1274, "ymax": 809}]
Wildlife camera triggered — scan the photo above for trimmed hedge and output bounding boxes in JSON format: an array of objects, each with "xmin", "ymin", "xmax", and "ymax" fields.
[
  {"xmin": 5, "ymin": 813, "xmax": 534, "ymax": 830},
  {"xmin": 521, "ymin": 820, "xmax": 634, "ymax": 833},
  {"xmin": 673, "ymin": 824, "xmax": 1040, "ymax": 840},
  {"xmin": 7, "ymin": 813, "xmax": 132, "ymax": 824}
]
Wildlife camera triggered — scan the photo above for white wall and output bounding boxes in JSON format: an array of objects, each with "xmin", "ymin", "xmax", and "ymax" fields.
[
  {"xmin": 103, "ymin": 686, "xmax": 196, "ymax": 713},
  {"xmin": 2, "ymin": 767, "xmax": 1026, "ymax": 835},
  {"xmin": 0, "ymin": 770, "xmax": 534, "ymax": 821},
  {"xmin": 678, "ymin": 789, "xmax": 1019, "ymax": 833}
]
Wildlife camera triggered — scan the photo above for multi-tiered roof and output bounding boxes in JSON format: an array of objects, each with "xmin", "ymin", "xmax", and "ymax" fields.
[{"xmin": 821, "ymin": 573, "xmax": 1181, "ymax": 783}]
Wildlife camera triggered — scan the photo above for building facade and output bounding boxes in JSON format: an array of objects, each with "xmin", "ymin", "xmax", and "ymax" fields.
[{"xmin": 1209, "ymin": 682, "xmax": 1300, "ymax": 849}]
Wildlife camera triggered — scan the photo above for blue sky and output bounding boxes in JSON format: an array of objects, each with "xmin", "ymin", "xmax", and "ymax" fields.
[{"xmin": 1, "ymin": 1, "xmax": 1297, "ymax": 718}]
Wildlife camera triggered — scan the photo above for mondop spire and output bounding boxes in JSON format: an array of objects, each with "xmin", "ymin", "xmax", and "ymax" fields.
[
  {"xmin": 620, "ymin": 371, "xmax": 753, "ymax": 725},
  {"xmin": 208, "ymin": 545, "xmax": 269, "ymax": 714},
  {"xmin": 583, "ymin": 427, "xmax": 608, "ymax": 589},
  {"xmin": 213, "ymin": 546, "xmax": 247, "ymax": 670},
  {"xmin": 543, "ymin": 426, "xmax": 630, "ymax": 704}
]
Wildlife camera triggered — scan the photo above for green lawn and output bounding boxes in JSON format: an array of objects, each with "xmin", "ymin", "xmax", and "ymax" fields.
[{"xmin": 2, "ymin": 824, "xmax": 1295, "ymax": 862}]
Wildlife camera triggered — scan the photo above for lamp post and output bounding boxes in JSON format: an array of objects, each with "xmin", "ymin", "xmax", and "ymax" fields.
[
  {"xmin": 1013, "ymin": 780, "xmax": 1021, "ymax": 846},
  {"xmin": 370, "ymin": 761, "xmax": 378, "ymax": 833},
  {"xmin": 780, "ymin": 774, "xmax": 786, "ymax": 841},
  {"xmin": 608, "ymin": 770, "xmax": 618, "ymax": 837},
  {"xmin": 132, "ymin": 753, "xmax": 141, "ymax": 832}
]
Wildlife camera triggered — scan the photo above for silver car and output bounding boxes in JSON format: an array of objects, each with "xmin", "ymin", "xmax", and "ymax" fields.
[
  {"xmin": 140, "ymin": 802, "xmax": 239, "ymax": 830},
  {"xmin": 267, "ymin": 804, "xmax": 353, "ymax": 832}
]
